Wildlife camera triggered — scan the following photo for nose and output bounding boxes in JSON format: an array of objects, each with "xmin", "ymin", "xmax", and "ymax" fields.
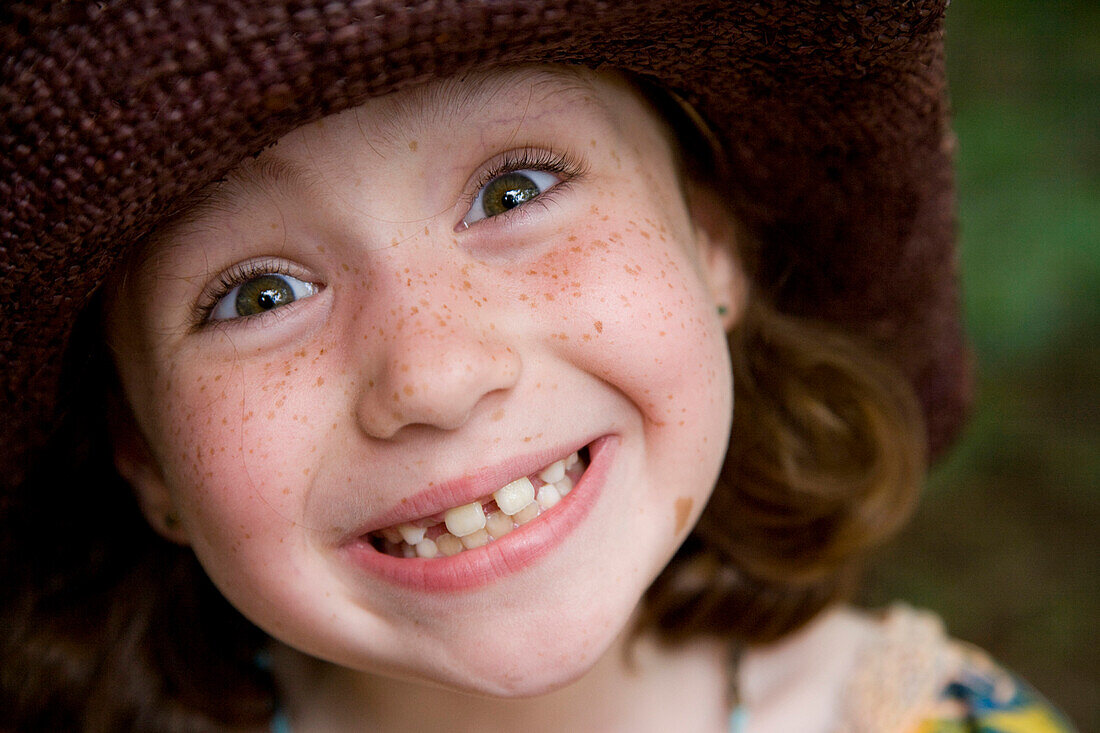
[{"xmin": 354, "ymin": 305, "xmax": 522, "ymax": 440}]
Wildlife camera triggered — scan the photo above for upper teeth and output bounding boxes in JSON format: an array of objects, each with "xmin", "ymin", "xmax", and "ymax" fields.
[
  {"xmin": 371, "ymin": 452, "xmax": 582, "ymax": 558},
  {"xmin": 493, "ymin": 477, "xmax": 536, "ymax": 515},
  {"xmin": 397, "ymin": 524, "xmax": 427, "ymax": 545},
  {"xmin": 444, "ymin": 501, "xmax": 488, "ymax": 537},
  {"xmin": 537, "ymin": 460, "xmax": 566, "ymax": 484}
]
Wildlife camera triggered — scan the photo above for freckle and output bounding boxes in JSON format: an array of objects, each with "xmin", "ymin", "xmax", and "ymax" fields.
[
  {"xmin": 519, "ymin": 294, "xmax": 528, "ymax": 301},
  {"xmin": 392, "ymin": 392, "xmax": 400, "ymax": 402},
  {"xmin": 674, "ymin": 497, "xmax": 693, "ymax": 533},
  {"xmin": 342, "ymin": 263, "xmax": 350, "ymax": 271},
  {"xmin": 544, "ymin": 293, "xmax": 554, "ymax": 301},
  {"xmin": 594, "ymin": 320, "xmax": 603, "ymax": 333},
  {"xmin": 403, "ymin": 385, "xmax": 415, "ymax": 396},
  {"xmin": 316, "ymin": 377, "xmax": 324, "ymax": 386},
  {"xmin": 409, "ymin": 139, "xmax": 418, "ymax": 151},
  {"xmin": 267, "ymin": 411, "xmax": 275, "ymax": 420},
  {"xmin": 491, "ymin": 409, "xmax": 504, "ymax": 422}
]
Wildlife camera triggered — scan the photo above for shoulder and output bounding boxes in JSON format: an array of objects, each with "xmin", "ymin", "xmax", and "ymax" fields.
[{"xmin": 834, "ymin": 605, "xmax": 1076, "ymax": 733}]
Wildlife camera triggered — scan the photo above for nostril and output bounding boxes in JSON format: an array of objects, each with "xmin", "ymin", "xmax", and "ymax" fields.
[{"xmin": 354, "ymin": 335, "xmax": 521, "ymax": 439}]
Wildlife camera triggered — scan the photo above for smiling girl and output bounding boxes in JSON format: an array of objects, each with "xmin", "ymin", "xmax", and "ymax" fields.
[{"xmin": 0, "ymin": 2, "xmax": 1075, "ymax": 732}]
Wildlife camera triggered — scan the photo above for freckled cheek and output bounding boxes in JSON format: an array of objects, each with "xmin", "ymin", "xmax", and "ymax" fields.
[
  {"xmin": 535, "ymin": 234, "xmax": 729, "ymax": 425},
  {"xmin": 537, "ymin": 231, "xmax": 715, "ymax": 344},
  {"xmin": 151, "ymin": 371, "xmax": 336, "ymax": 532}
]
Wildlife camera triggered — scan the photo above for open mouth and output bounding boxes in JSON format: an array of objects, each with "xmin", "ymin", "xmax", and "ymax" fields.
[{"xmin": 365, "ymin": 446, "xmax": 591, "ymax": 559}]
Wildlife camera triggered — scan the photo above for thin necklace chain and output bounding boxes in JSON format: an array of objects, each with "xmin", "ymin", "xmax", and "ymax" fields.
[{"xmin": 729, "ymin": 641, "xmax": 749, "ymax": 733}]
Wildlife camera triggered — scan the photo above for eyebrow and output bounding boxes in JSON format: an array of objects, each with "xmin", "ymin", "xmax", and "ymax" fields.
[
  {"xmin": 363, "ymin": 66, "xmax": 603, "ymax": 149},
  {"xmin": 200, "ymin": 155, "xmax": 320, "ymax": 216}
]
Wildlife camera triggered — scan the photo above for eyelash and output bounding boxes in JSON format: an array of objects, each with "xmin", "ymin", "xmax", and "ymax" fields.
[
  {"xmin": 191, "ymin": 148, "xmax": 583, "ymax": 327},
  {"xmin": 465, "ymin": 147, "xmax": 584, "ymax": 222},
  {"xmin": 194, "ymin": 260, "xmax": 308, "ymax": 328}
]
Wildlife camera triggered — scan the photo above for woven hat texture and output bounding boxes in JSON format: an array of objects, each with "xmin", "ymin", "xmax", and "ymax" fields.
[{"xmin": 0, "ymin": 0, "xmax": 967, "ymax": 492}]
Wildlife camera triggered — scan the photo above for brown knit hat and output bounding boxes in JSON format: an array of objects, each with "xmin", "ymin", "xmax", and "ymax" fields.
[{"xmin": 0, "ymin": 0, "xmax": 968, "ymax": 492}]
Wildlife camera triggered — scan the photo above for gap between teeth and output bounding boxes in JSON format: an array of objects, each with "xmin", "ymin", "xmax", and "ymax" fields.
[{"xmin": 372, "ymin": 451, "xmax": 583, "ymax": 559}]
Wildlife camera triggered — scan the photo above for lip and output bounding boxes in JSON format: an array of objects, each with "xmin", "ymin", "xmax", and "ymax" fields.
[
  {"xmin": 341, "ymin": 435, "xmax": 618, "ymax": 592},
  {"xmin": 347, "ymin": 436, "xmax": 602, "ymax": 536}
]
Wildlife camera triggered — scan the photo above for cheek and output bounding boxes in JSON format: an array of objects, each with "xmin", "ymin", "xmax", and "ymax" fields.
[
  {"xmin": 147, "ymin": 354, "xmax": 338, "ymax": 547},
  {"xmin": 526, "ymin": 216, "xmax": 730, "ymax": 429}
]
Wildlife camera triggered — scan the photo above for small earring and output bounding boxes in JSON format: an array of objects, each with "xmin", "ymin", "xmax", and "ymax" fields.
[
  {"xmin": 717, "ymin": 305, "xmax": 729, "ymax": 316},
  {"xmin": 164, "ymin": 511, "xmax": 180, "ymax": 530}
]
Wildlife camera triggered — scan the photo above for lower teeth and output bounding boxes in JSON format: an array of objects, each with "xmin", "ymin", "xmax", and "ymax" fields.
[{"xmin": 370, "ymin": 447, "xmax": 588, "ymax": 559}]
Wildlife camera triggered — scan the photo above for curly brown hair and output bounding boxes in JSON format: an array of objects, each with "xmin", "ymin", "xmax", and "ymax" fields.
[{"xmin": 641, "ymin": 297, "xmax": 926, "ymax": 644}]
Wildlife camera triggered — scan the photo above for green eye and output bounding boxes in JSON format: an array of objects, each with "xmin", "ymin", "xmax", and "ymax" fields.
[
  {"xmin": 482, "ymin": 173, "xmax": 542, "ymax": 216},
  {"xmin": 209, "ymin": 273, "xmax": 318, "ymax": 321},
  {"xmin": 463, "ymin": 168, "xmax": 561, "ymax": 225}
]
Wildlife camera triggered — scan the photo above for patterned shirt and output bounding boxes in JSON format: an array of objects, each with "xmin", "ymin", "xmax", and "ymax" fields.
[{"xmin": 827, "ymin": 605, "xmax": 1075, "ymax": 733}]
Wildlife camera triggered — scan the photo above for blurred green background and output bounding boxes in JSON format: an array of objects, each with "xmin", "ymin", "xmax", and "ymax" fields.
[{"xmin": 862, "ymin": 0, "xmax": 1099, "ymax": 729}]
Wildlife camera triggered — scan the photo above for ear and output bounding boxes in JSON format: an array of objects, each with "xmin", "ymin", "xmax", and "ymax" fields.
[
  {"xmin": 685, "ymin": 181, "xmax": 749, "ymax": 332},
  {"xmin": 108, "ymin": 394, "xmax": 190, "ymax": 545}
]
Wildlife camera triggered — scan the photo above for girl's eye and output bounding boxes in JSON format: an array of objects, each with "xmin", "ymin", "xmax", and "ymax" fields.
[
  {"xmin": 462, "ymin": 169, "xmax": 561, "ymax": 226},
  {"xmin": 208, "ymin": 273, "xmax": 318, "ymax": 322}
]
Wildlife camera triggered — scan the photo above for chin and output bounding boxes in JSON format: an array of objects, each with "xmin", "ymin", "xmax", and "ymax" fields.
[
  {"xmin": 407, "ymin": 602, "xmax": 636, "ymax": 699},
  {"xmin": 432, "ymin": 649, "xmax": 605, "ymax": 699}
]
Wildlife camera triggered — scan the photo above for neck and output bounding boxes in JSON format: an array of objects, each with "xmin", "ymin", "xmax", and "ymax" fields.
[
  {"xmin": 737, "ymin": 605, "xmax": 876, "ymax": 733},
  {"xmin": 270, "ymin": 626, "xmax": 732, "ymax": 733}
]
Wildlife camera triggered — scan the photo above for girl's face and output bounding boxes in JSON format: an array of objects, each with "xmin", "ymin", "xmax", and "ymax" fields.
[{"xmin": 108, "ymin": 68, "xmax": 744, "ymax": 695}]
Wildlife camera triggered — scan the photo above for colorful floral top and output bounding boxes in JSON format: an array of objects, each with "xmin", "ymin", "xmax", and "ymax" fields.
[{"xmin": 825, "ymin": 605, "xmax": 1076, "ymax": 733}]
